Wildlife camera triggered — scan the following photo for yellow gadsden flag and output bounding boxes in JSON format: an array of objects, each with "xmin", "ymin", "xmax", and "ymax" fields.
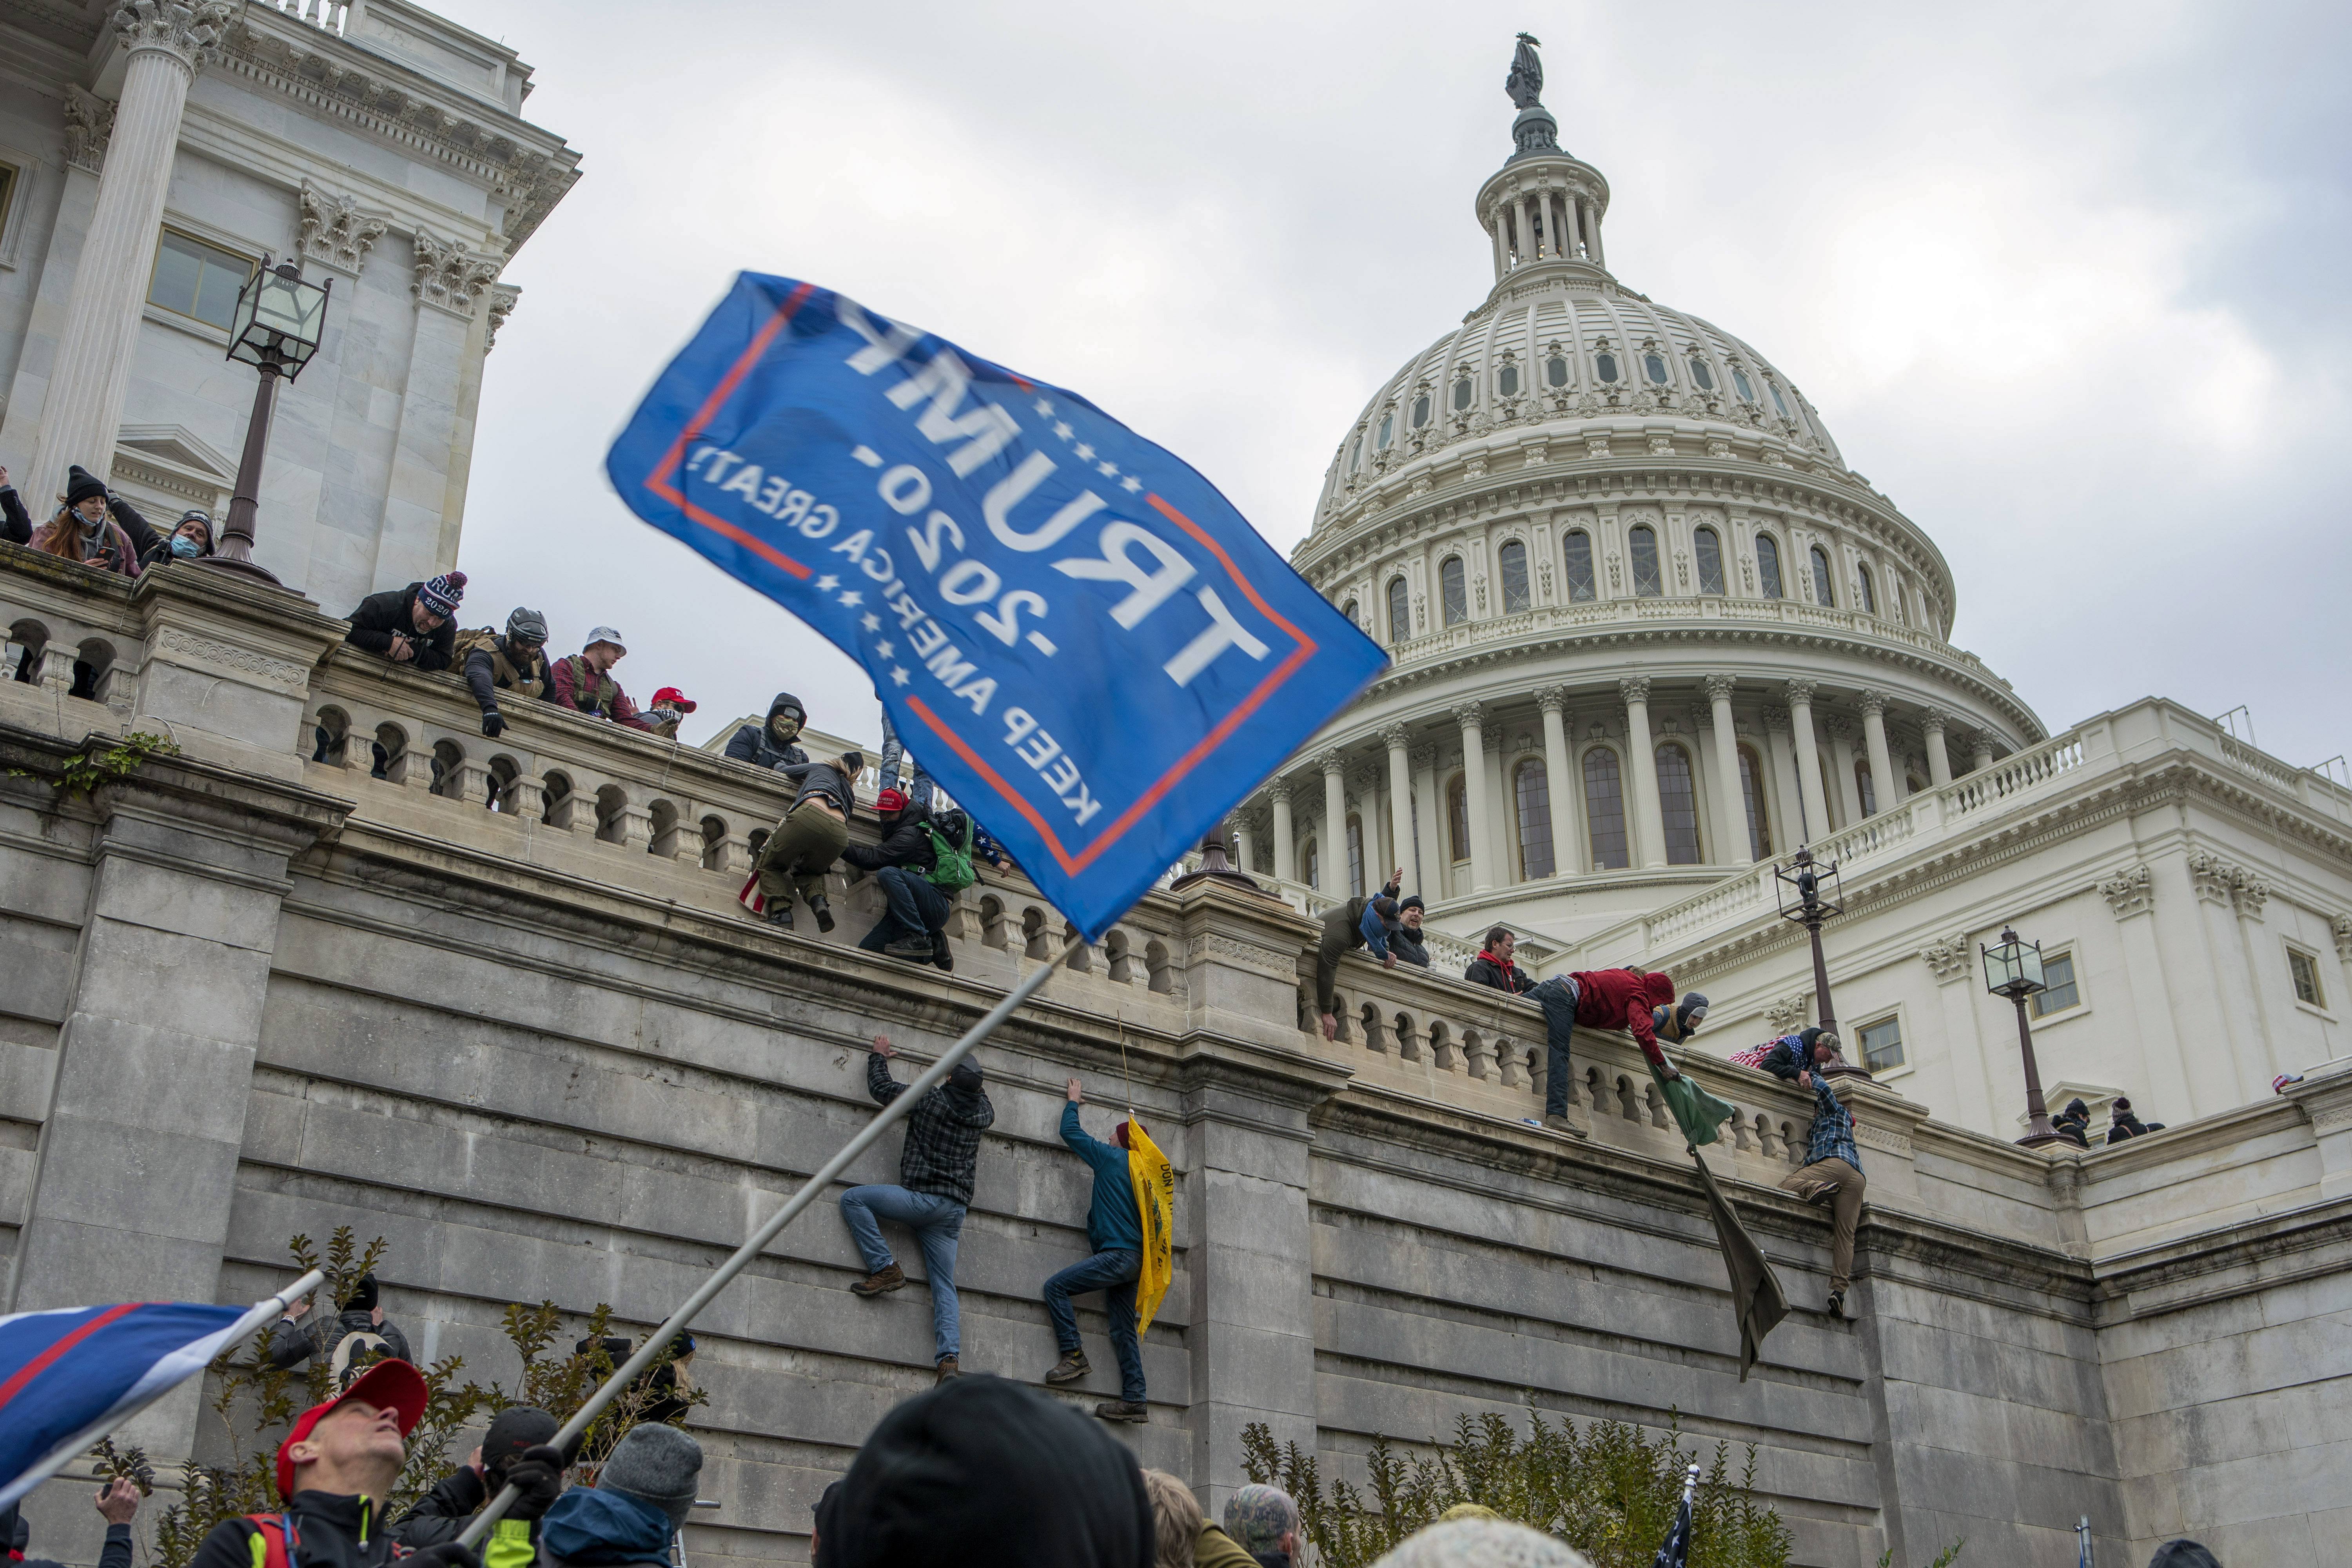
[{"xmin": 1127, "ymin": 1118, "xmax": 1175, "ymax": 1336}]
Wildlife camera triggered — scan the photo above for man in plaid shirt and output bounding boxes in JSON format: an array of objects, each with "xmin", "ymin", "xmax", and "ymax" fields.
[
  {"xmin": 838, "ymin": 1034, "xmax": 995, "ymax": 1383},
  {"xmin": 1779, "ymin": 1042, "xmax": 1866, "ymax": 1320}
]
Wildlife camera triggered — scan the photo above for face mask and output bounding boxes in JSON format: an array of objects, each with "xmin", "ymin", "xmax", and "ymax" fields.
[
  {"xmin": 772, "ymin": 715, "xmax": 801, "ymax": 741},
  {"xmin": 169, "ymin": 534, "xmax": 201, "ymax": 559}
]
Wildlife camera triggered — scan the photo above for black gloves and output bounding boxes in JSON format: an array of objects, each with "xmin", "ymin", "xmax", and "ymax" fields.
[
  {"xmin": 501, "ymin": 1445, "xmax": 566, "ymax": 1521},
  {"xmin": 404, "ymin": 1545, "xmax": 479, "ymax": 1568},
  {"xmin": 481, "ymin": 710, "xmax": 506, "ymax": 738}
]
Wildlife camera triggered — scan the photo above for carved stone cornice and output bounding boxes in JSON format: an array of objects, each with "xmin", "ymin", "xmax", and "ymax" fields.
[
  {"xmin": 115, "ymin": 0, "xmax": 237, "ymax": 72},
  {"xmin": 485, "ymin": 284, "xmax": 521, "ymax": 352},
  {"xmin": 298, "ymin": 180, "xmax": 390, "ymax": 275},
  {"xmin": 410, "ymin": 230, "xmax": 502, "ymax": 316},
  {"xmin": 62, "ymin": 88, "xmax": 115, "ymax": 174},
  {"xmin": 2097, "ymin": 864, "xmax": 2153, "ymax": 920},
  {"xmin": 1618, "ymin": 677, "xmax": 1651, "ymax": 706},
  {"xmin": 1701, "ymin": 673, "xmax": 1737, "ymax": 704}
]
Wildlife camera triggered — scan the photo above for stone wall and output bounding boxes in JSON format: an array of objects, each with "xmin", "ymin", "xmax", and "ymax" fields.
[{"xmin": 2, "ymin": 553, "xmax": 2348, "ymax": 1568}]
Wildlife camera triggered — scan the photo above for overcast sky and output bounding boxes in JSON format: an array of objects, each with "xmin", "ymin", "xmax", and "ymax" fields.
[{"xmin": 440, "ymin": 0, "xmax": 2352, "ymax": 774}]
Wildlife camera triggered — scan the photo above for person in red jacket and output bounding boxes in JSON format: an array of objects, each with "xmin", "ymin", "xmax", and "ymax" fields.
[{"xmin": 1567, "ymin": 967, "xmax": 1682, "ymax": 1073}]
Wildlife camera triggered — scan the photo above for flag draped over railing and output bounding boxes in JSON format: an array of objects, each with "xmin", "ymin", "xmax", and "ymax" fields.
[{"xmin": 607, "ymin": 275, "xmax": 1388, "ymax": 940}]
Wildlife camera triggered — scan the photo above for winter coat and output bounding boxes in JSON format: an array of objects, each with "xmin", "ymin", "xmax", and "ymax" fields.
[
  {"xmin": 725, "ymin": 692, "xmax": 810, "ymax": 772},
  {"xmin": 1390, "ymin": 924, "xmax": 1430, "ymax": 968},
  {"xmin": 1464, "ymin": 953, "xmax": 1534, "ymax": 994},
  {"xmin": 3, "ymin": 490, "xmax": 156, "ymax": 577},
  {"xmin": 464, "ymin": 638, "xmax": 552, "ymax": 717},
  {"xmin": 114, "ymin": 496, "xmax": 211, "ymax": 570},
  {"xmin": 537, "ymin": 1488, "xmax": 675, "ymax": 1568},
  {"xmin": 1060, "ymin": 1102, "xmax": 1142, "ymax": 1254},
  {"xmin": 263, "ymin": 1306, "xmax": 414, "ymax": 1373},
  {"xmin": 842, "ymin": 800, "xmax": 937, "ymax": 876},
  {"xmin": 1195, "ymin": 1524, "xmax": 1260, "ymax": 1568},
  {"xmin": 189, "ymin": 1492, "xmax": 402, "ymax": 1568},
  {"xmin": 344, "ymin": 584, "xmax": 458, "ymax": 672},
  {"xmin": 1566, "ymin": 968, "xmax": 1676, "ymax": 1065},
  {"xmin": 549, "ymin": 655, "xmax": 655, "ymax": 731},
  {"xmin": 390, "ymin": 1470, "xmax": 545, "ymax": 1568},
  {"xmin": 777, "ymin": 757, "xmax": 857, "ymax": 818}
]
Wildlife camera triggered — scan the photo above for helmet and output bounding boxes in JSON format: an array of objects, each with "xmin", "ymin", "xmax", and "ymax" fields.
[{"xmin": 506, "ymin": 607, "xmax": 550, "ymax": 643}]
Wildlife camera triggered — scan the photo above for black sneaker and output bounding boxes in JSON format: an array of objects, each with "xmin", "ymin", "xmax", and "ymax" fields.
[
  {"xmin": 809, "ymin": 895, "xmax": 835, "ymax": 933},
  {"xmin": 931, "ymin": 947, "xmax": 955, "ymax": 975},
  {"xmin": 883, "ymin": 937, "xmax": 935, "ymax": 960},
  {"xmin": 1825, "ymin": 1290, "xmax": 1846, "ymax": 1320},
  {"xmin": 763, "ymin": 903, "xmax": 793, "ymax": 930}
]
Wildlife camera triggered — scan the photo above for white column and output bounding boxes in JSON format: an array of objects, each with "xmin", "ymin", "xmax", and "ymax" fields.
[
  {"xmin": 1409, "ymin": 746, "xmax": 1438, "ymax": 894},
  {"xmin": 1383, "ymin": 725, "xmax": 1415, "ymax": 896},
  {"xmin": 1972, "ymin": 735, "xmax": 1996, "ymax": 775},
  {"xmin": 1490, "ymin": 212, "xmax": 1508, "ymax": 278},
  {"xmin": 1859, "ymin": 690, "xmax": 1896, "ymax": 819},
  {"xmin": 1585, "ymin": 196, "xmax": 1606, "ymax": 269},
  {"xmin": 1828, "ymin": 716, "xmax": 1862, "ymax": 825},
  {"xmin": 1514, "ymin": 196, "xmax": 1534, "ymax": 266},
  {"xmin": 1318, "ymin": 750, "xmax": 1348, "ymax": 898},
  {"xmin": 1621, "ymin": 678, "xmax": 1668, "ymax": 869},
  {"xmin": 1922, "ymin": 708, "xmax": 1954, "ymax": 788},
  {"xmin": 26, "ymin": 2, "xmax": 235, "ymax": 497},
  {"xmin": 1454, "ymin": 703, "xmax": 1494, "ymax": 892},
  {"xmin": 1705, "ymin": 675, "xmax": 1751, "ymax": 862},
  {"xmin": 1270, "ymin": 783, "xmax": 1296, "ymax": 884},
  {"xmin": 1235, "ymin": 816, "xmax": 1258, "ymax": 876},
  {"xmin": 1537, "ymin": 688, "xmax": 1579, "ymax": 875},
  {"xmin": 1764, "ymin": 708, "xmax": 1802, "ymax": 854},
  {"xmin": 1786, "ymin": 679, "xmax": 1830, "ymax": 845}
]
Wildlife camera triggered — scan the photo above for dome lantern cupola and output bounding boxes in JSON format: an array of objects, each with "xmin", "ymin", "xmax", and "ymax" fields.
[{"xmin": 1480, "ymin": 34, "xmax": 1609, "ymax": 282}]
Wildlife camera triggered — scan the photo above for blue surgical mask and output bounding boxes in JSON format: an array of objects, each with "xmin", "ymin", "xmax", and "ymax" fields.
[{"xmin": 169, "ymin": 534, "xmax": 201, "ymax": 559}]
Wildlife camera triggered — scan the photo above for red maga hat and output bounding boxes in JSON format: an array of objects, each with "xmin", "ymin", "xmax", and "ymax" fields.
[
  {"xmin": 874, "ymin": 788, "xmax": 909, "ymax": 813},
  {"xmin": 651, "ymin": 687, "xmax": 697, "ymax": 712},
  {"xmin": 275, "ymin": 1358, "xmax": 429, "ymax": 1499}
]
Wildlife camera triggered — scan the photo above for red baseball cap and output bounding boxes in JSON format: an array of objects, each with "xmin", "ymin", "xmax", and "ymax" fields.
[
  {"xmin": 276, "ymin": 1358, "xmax": 429, "ymax": 1499},
  {"xmin": 650, "ymin": 687, "xmax": 697, "ymax": 712},
  {"xmin": 875, "ymin": 788, "xmax": 908, "ymax": 813}
]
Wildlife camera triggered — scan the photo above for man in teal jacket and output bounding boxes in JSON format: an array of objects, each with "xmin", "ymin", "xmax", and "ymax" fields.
[{"xmin": 1040, "ymin": 1076, "xmax": 1148, "ymax": 1424}]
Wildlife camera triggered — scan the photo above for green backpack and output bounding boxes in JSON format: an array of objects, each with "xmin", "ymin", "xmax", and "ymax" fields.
[{"xmin": 926, "ymin": 812, "xmax": 977, "ymax": 893}]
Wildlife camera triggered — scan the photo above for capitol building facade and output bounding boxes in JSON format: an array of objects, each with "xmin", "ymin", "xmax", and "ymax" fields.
[{"xmin": 1253, "ymin": 53, "xmax": 2352, "ymax": 1142}]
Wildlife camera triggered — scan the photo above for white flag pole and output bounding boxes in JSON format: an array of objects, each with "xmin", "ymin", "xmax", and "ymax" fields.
[
  {"xmin": 459, "ymin": 942, "xmax": 1082, "ymax": 1550},
  {"xmin": 0, "ymin": 1269, "xmax": 327, "ymax": 1509}
]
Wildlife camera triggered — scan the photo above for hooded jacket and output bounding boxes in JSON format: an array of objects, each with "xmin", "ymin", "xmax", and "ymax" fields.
[
  {"xmin": 724, "ymin": 693, "xmax": 810, "ymax": 772},
  {"xmin": 1567, "ymin": 968, "xmax": 1676, "ymax": 1065},
  {"xmin": 188, "ymin": 1492, "xmax": 403, "ymax": 1568},
  {"xmin": 344, "ymin": 584, "xmax": 458, "ymax": 672},
  {"xmin": 538, "ymin": 1488, "xmax": 674, "ymax": 1568},
  {"xmin": 264, "ymin": 1305, "xmax": 414, "ymax": 1373},
  {"xmin": 823, "ymin": 1377, "xmax": 1154, "ymax": 1568},
  {"xmin": 841, "ymin": 799, "xmax": 937, "ymax": 875}
]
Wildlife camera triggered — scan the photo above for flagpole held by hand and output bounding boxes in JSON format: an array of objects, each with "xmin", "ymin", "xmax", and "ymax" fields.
[{"xmin": 458, "ymin": 943, "xmax": 1085, "ymax": 1552}]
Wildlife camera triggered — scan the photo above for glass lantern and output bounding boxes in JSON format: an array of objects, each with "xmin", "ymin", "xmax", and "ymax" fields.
[
  {"xmin": 227, "ymin": 256, "xmax": 332, "ymax": 379},
  {"xmin": 1980, "ymin": 927, "xmax": 2047, "ymax": 996}
]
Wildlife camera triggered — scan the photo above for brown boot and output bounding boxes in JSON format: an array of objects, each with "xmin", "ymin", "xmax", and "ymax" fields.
[
  {"xmin": 1094, "ymin": 1399, "xmax": 1148, "ymax": 1423},
  {"xmin": 1044, "ymin": 1349, "xmax": 1090, "ymax": 1385},
  {"xmin": 935, "ymin": 1355, "xmax": 960, "ymax": 1383},
  {"xmin": 851, "ymin": 1263, "xmax": 906, "ymax": 1297}
]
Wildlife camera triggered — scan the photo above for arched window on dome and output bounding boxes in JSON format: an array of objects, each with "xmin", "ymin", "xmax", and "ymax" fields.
[
  {"xmin": 1546, "ymin": 354, "xmax": 1569, "ymax": 388},
  {"xmin": 1595, "ymin": 351, "xmax": 1621, "ymax": 385},
  {"xmin": 1737, "ymin": 744, "xmax": 1773, "ymax": 860},
  {"xmin": 1499, "ymin": 540, "xmax": 1531, "ymax": 613},
  {"xmin": 1446, "ymin": 775, "xmax": 1472, "ymax": 867},
  {"xmin": 1348, "ymin": 433, "xmax": 1363, "ymax": 475},
  {"xmin": 1644, "ymin": 353, "xmax": 1670, "ymax": 385},
  {"xmin": 1341, "ymin": 598, "xmax": 1359, "ymax": 630},
  {"xmin": 1412, "ymin": 392, "xmax": 1430, "ymax": 429},
  {"xmin": 1855, "ymin": 759, "xmax": 1877, "ymax": 819},
  {"xmin": 1768, "ymin": 381, "xmax": 1791, "ymax": 418},
  {"xmin": 1498, "ymin": 361, "xmax": 1520, "ymax": 397},
  {"xmin": 1755, "ymin": 533, "xmax": 1786, "ymax": 599},
  {"xmin": 1689, "ymin": 358, "xmax": 1716, "ymax": 391},
  {"xmin": 1629, "ymin": 525, "xmax": 1664, "ymax": 597},
  {"xmin": 1563, "ymin": 530, "xmax": 1597, "ymax": 602},
  {"xmin": 1386, "ymin": 576, "xmax": 1410, "ymax": 645},
  {"xmin": 1694, "ymin": 527, "xmax": 1726, "ymax": 595},
  {"xmin": 1514, "ymin": 757, "xmax": 1555, "ymax": 879},
  {"xmin": 1346, "ymin": 814, "xmax": 1364, "ymax": 897},
  {"xmin": 1452, "ymin": 376, "xmax": 1473, "ymax": 411},
  {"xmin": 1732, "ymin": 367, "xmax": 1755, "ymax": 402},
  {"xmin": 1657, "ymin": 743, "xmax": 1702, "ymax": 864},
  {"xmin": 1809, "ymin": 546, "xmax": 1836, "ymax": 607},
  {"xmin": 1440, "ymin": 556, "xmax": 1468, "ymax": 626},
  {"xmin": 1376, "ymin": 412, "xmax": 1394, "ymax": 451},
  {"xmin": 1583, "ymin": 748, "xmax": 1629, "ymax": 870},
  {"xmin": 1856, "ymin": 563, "xmax": 1877, "ymax": 615}
]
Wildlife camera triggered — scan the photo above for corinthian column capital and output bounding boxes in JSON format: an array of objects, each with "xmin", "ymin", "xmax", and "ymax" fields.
[
  {"xmin": 1450, "ymin": 701, "xmax": 1487, "ymax": 730},
  {"xmin": 1618, "ymin": 677, "xmax": 1651, "ymax": 706},
  {"xmin": 1314, "ymin": 748, "xmax": 1347, "ymax": 777},
  {"xmin": 113, "ymin": 0, "xmax": 238, "ymax": 72},
  {"xmin": 1535, "ymin": 684, "xmax": 1570, "ymax": 714},
  {"xmin": 1380, "ymin": 723, "xmax": 1413, "ymax": 750},
  {"xmin": 1857, "ymin": 688, "xmax": 1889, "ymax": 718},
  {"xmin": 1784, "ymin": 677, "xmax": 1818, "ymax": 706},
  {"xmin": 1702, "ymin": 673, "xmax": 1738, "ymax": 704}
]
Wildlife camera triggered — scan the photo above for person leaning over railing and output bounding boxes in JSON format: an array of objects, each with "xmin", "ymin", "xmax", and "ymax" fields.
[
  {"xmin": 0, "ymin": 463, "xmax": 159, "ymax": 577},
  {"xmin": 344, "ymin": 571, "xmax": 465, "ymax": 672},
  {"xmin": 748, "ymin": 748, "xmax": 863, "ymax": 932},
  {"xmin": 548, "ymin": 626, "xmax": 658, "ymax": 732},
  {"xmin": 455, "ymin": 607, "xmax": 552, "ymax": 738},
  {"xmin": 1313, "ymin": 866, "xmax": 1404, "ymax": 1040}
]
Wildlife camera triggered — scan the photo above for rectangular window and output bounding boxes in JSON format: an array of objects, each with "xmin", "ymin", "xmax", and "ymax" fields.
[
  {"xmin": 2031, "ymin": 951, "xmax": 2080, "ymax": 1016},
  {"xmin": 149, "ymin": 227, "xmax": 252, "ymax": 330},
  {"xmin": 2290, "ymin": 949, "xmax": 2324, "ymax": 1008},
  {"xmin": 0, "ymin": 162, "xmax": 18, "ymax": 242},
  {"xmin": 1858, "ymin": 1015, "xmax": 1904, "ymax": 1072}
]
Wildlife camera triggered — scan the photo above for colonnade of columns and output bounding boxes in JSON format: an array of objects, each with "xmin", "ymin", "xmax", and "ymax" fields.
[
  {"xmin": 1249, "ymin": 676, "xmax": 1997, "ymax": 904},
  {"xmin": 1489, "ymin": 187, "xmax": 1601, "ymax": 273}
]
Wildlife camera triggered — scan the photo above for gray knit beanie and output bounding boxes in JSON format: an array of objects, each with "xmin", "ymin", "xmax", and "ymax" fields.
[{"xmin": 599, "ymin": 1423, "xmax": 702, "ymax": 1528}]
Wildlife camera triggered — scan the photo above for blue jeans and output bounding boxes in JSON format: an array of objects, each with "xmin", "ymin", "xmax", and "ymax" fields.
[
  {"xmin": 1534, "ymin": 976, "xmax": 1581, "ymax": 1117},
  {"xmin": 838, "ymin": 1185, "xmax": 965, "ymax": 1361},
  {"xmin": 877, "ymin": 713, "xmax": 938, "ymax": 808},
  {"xmin": 1043, "ymin": 1248, "xmax": 1145, "ymax": 1402},
  {"xmin": 858, "ymin": 865, "xmax": 951, "ymax": 952}
]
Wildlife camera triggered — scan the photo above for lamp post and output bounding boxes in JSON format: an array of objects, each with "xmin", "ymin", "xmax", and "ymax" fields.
[
  {"xmin": 1773, "ymin": 845, "xmax": 1862, "ymax": 1072},
  {"xmin": 1982, "ymin": 925, "xmax": 2065, "ymax": 1148},
  {"xmin": 203, "ymin": 254, "xmax": 331, "ymax": 587}
]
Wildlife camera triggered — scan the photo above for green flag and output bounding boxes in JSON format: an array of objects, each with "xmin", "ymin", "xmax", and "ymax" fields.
[{"xmin": 1649, "ymin": 1052, "xmax": 1739, "ymax": 1148}]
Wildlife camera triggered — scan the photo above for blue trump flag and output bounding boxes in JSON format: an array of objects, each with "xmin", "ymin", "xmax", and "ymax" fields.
[{"xmin": 608, "ymin": 275, "xmax": 1388, "ymax": 940}]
